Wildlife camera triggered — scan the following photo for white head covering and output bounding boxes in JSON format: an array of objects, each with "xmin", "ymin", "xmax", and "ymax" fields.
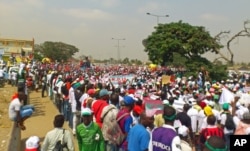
[
  {"xmin": 25, "ymin": 136, "xmax": 40, "ymax": 149},
  {"xmin": 178, "ymin": 125, "xmax": 189, "ymax": 137}
]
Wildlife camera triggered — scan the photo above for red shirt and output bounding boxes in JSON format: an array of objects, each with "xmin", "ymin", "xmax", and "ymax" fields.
[
  {"xmin": 91, "ymin": 100, "xmax": 108, "ymax": 128},
  {"xmin": 200, "ymin": 126, "xmax": 224, "ymax": 144}
]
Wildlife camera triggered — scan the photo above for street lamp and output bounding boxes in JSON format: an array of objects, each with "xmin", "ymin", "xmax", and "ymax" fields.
[
  {"xmin": 111, "ymin": 38, "xmax": 125, "ymax": 63},
  {"xmin": 146, "ymin": 12, "xmax": 169, "ymax": 24}
]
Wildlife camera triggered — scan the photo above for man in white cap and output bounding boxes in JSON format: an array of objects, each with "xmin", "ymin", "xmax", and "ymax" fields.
[
  {"xmin": 76, "ymin": 108, "xmax": 105, "ymax": 151},
  {"xmin": 25, "ymin": 136, "xmax": 40, "ymax": 151},
  {"xmin": 178, "ymin": 125, "xmax": 192, "ymax": 151}
]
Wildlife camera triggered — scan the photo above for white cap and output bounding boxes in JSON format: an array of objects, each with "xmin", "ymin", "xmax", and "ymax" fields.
[
  {"xmin": 208, "ymin": 101, "xmax": 215, "ymax": 107},
  {"xmin": 25, "ymin": 136, "xmax": 40, "ymax": 149},
  {"xmin": 178, "ymin": 125, "xmax": 189, "ymax": 137},
  {"xmin": 163, "ymin": 100, "xmax": 169, "ymax": 105}
]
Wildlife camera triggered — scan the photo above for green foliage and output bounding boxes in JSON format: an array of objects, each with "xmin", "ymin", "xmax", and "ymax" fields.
[
  {"xmin": 143, "ymin": 21, "xmax": 221, "ymax": 65},
  {"xmin": 143, "ymin": 20, "xmax": 226, "ymax": 80},
  {"xmin": 183, "ymin": 56, "xmax": 227, "ymax": 81},
  {"xmin": 34, "ymin": 41, "xmax": 79, "ymax": 62}
]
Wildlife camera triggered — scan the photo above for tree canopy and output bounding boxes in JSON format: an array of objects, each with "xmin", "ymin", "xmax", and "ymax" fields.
[
  {"xmin": 143, "ymin": 21, "xmax": 222, "ymax": 65},
  {"xmin": 34, "ymin": 41, "xmax": 79, "ymax": 62},
  {"xmin": 143, "ymin": 21, "xmax": 227, "ymax": 81}
]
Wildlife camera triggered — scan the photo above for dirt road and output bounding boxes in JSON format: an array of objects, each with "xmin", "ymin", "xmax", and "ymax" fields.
[
  {"xmin": 0, "ymin": 83, "xmax": 78, "ymax": 151},
  {"xmin": 20, "ymin": 90, "xmax": 79, "ymax": 150}
]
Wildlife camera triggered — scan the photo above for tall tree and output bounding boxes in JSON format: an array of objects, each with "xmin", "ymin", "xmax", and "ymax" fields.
[
  {"xmin": 143, "ymin": 21, "xmax": 227, "ymax": 80},
  {"xmin": 143, "ymin": 21, "xmax": 222, "ymax": 65},
  {"xmin": 34, "ymin": 41, "xmax": 79, "ymax": 62}
]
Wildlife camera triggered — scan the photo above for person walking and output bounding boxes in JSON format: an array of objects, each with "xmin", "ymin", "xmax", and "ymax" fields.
[
  {"xmin": 41, "ymin": 114, "xmax": 74, "ymax": 151},
  {"xmin": 150, "ymin": 105, "xmax": 182, "ymax": 151},
  {"xmin": 127, "ymin": 111, "xmax": 154, "ymax": 151},
  {"xmin": 76, "ymin": 108, "xmax": 105, "ymax": 151}
]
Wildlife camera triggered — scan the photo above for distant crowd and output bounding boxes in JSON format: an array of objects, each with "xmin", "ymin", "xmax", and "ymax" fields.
[{"xmin": 8, "ymin": 60, "xmax": 250, "ymax": 151}]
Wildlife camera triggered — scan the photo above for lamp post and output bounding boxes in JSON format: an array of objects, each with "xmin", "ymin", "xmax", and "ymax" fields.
[
  {"xmin": 146, "ymin": 12, "xmax": 169, "ymax": 24},
  {"xmin": 111, "ymin": 38, "xmax": 125, "ymax": 63}
]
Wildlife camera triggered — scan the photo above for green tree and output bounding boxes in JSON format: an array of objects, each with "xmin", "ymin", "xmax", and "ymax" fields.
[
  {"xmin": 143, "ymin": 21, "xmax": 227, "ymax": 80},
  {"xmin": 143, "ymin": 21, "xmax": 222, "ymax": 65},
  {"xmin": 122, "ymin": 57, "xmax": 130, "ymax": 64},
  {"xmin": 34, "ymin": 41, "xmax": 79, "ymax": 62}
]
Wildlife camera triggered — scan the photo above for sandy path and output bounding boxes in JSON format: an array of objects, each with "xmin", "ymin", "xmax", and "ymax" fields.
[{"xmin": 20, "ymin": 91, "xmax": 78, "ymax": 150}]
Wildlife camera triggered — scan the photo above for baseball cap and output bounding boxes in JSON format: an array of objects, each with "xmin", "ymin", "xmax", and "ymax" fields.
[
  {"xmin": 81, "ymin": 108, "xmax": 93, "ymax": 116},
  {"xmin": 222, "ymin": 103, "xmax": 229, "ymax": 110},
  {"xmin": 133, "ymin": 105, "xmax": 143, "ymax": 115},
  {"xmin": 87, "ymin": 89, "xmax": 95, "ymax": 95},
  {"xmin": 25, "ymin": 136, "xmax": 40, "ymax": 151},
  {"xmin": 123, "ymin": 96, "xmax": 135, "ymax": 106},
  {"xmin": 99, "ymin": 89, "xmax": 111, "ymax": 97}
]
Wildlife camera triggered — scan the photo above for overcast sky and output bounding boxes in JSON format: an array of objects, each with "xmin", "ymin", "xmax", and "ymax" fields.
[{"xmin": 0, "ymin": 0, "xmax": 249, "ymax": 62}]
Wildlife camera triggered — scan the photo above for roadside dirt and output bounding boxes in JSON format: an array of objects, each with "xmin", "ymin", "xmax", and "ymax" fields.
[
  {"xmin": 0, "ymin": 85, "xmax": 16, "ymax": 151},
  {"xmin": 0, "ymin": 85, "xmax": 78, "ymax": 151}
]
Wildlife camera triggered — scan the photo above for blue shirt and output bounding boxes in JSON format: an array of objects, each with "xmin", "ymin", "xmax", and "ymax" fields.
[{"xmin": 128, "ymin": 124, "xmax": 150, "ymax": 151}]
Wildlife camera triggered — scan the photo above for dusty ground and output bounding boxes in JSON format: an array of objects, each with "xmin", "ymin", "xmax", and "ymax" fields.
[
  {"xmin": 0, "ymin": 85, "xmax": 78, "ymax": 151},
  {"xmin": 0, "ymin": 85, "xmax": 16, "ymax": 151}
]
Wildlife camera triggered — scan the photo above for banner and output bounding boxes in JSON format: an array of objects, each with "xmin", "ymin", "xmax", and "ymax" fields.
[
  {"xmin": 109, "ymin": 74, "xmax": 135, "ymax": 87},
  {"xmin": 144, "ymin": 99, "xmax": 163, "ymax": 117},
  {"xmin": 219, "ymin": 87, "xmax": 234, "ymax": 104}
]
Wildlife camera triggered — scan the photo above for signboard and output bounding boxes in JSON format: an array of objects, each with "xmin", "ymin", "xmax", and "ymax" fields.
[
  {"xmin": 109, "ymin": 74, "xmax": 135, "ymax": 87},
  {"xmin": 144, "ymin": 99, "xmax": 163, "ymax": 117},
  {"xmin": 162, "ymin": 75, "xmax": 171, "ymax": 85}
]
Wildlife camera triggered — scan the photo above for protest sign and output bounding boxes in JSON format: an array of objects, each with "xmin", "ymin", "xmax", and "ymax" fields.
[
  {"xmin": 219, "ymin": 87, "xmax": 234, "ymax": 104},
  {"xmin": 144, "ymin": 99, "xmax": 163, "ymax": 117},
  {"xmin": 162, "ymin": 75, "xmax": 171, "ymax": 85}
]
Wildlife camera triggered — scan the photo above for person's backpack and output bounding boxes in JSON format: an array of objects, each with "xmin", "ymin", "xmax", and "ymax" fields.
[
  {"xmin": 52, "ymin": 129, "xmax": 68, "ymax": 151},
  {"xmin": 101, "ymin": 106, "xmax": 129, "ymax": 146},
  {"xmin": 224, "ymin": 113, "xmax": 236, "ymax": 130},
  {"xmin": 74, "ymin": 89, "xmax": 83, "ymax": 111}
]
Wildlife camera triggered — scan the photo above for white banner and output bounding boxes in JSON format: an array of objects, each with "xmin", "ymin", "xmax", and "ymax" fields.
[{"xmin": 219, "ymin": 88, "xmax": 234, "ymax": 104}]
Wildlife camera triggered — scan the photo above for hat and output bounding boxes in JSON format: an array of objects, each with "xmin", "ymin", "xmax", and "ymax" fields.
[
  {"xmin": 163, "ymin": 100, "xmax": 169, "ymax": 105},
  {"xmin": 133, "ymin": 105, "xmax": 143, "ymax": 115},
  {"xmin": 208, "ymin": 101, "xmax": 215, "ymax": 107},
  {"xmin": 199, "ymin": 101, "xmax": 207, "ymax": 109},
  {"xmin": 87, "ymin": 89, "xmax": 95, "ymax": 95},
  {"xmin": 222, "ymin": 103, "xmax": 229, "ymax": 110},
  {"xmin": 123, "ymin": 96, "xmax": 135, "ymax": 106},
  {"xmin": 99, "ymin": 89, "xmax": 111, "ymax": 97},
  {"xmin": 204, "ymin": 106, "xmax": 213, "ymax": 116},
  {"xmin": 178, "ymin": 125, "xmax": 189, "ymax": 137},
  {"xmin": 81, "ymin": 108, "xmax": 93, "ymax": 116},
  {"xmin": 25, "ymin": 136, "xmax": 40, "ymax": 151},
  {"xmin": 213, "ymin": 94, "xmax": 219, "ymax": 100}
]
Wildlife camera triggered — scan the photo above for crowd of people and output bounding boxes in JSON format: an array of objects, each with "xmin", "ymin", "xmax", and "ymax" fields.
[{"xmin": 8, "ymin": 60, "xmax": 250, "ymax": 151}]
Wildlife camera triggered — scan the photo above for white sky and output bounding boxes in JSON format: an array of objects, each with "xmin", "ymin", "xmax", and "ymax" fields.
[{"xmin": 0, "ymin": 0, "xmax": 249, "ymax": 63}]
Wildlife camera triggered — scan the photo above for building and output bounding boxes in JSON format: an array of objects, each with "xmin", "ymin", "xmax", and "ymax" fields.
[{"xmin": 0, "ymin": 38, "xmax": 35, "ymax": 63}]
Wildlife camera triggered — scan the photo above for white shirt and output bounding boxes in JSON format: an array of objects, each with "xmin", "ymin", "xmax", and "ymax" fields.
[
  {"xmin": 41, "ymin": 128, "xmax": 74, "ymax": 151},
  {"xmin": 80, "ymin": 93, "xmax": 89, "ymax": 111},
  {"xmin": 11, "ymin": 71, "xmax": 17, "ymax": 80},
  {"xmin": 180, "ymin": 140, "xmax": 192, "ymax": 151},
  {"xmin": 8, "ymin": 98, "xmax": 21, "ymax": 120},
  {"xmin": 68, "ymin": 87, "xmax": 77, "ymax": 112},
  {"xmin": 198, "ymin": 110, "xmax": 206, "ymax": 132},
  {"xmin": 0, "ymin": 69, "xmax": 4, "ymax": 77},
  {"xmin": 220, "ymin": 113, "xmax": 234, "ymax": 134},
  {"xmin": 187, "ymin": 107, "xmax": 199, "ymax": 132}
]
